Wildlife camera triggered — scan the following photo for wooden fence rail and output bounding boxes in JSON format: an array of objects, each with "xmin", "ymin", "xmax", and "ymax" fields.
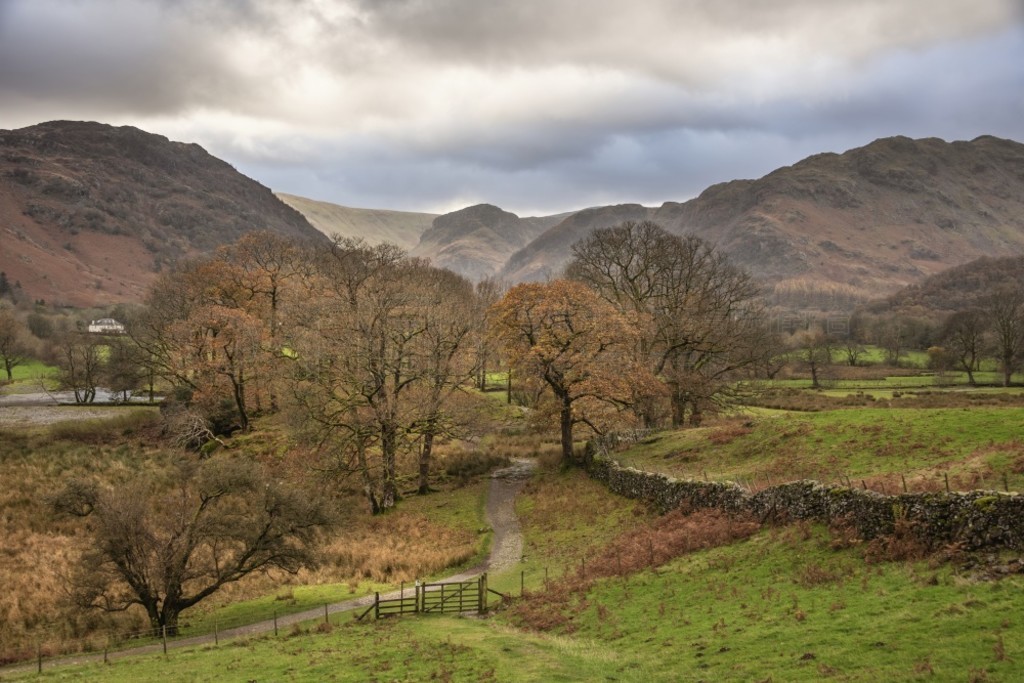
[{"xmin": 357, "ymin": 574, "xmax": 501, "ymax": 621}]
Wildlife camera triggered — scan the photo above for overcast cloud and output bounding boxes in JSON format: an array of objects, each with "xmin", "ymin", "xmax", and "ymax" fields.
[{"xmin": 1, "ymin": 0, "xmax": 1022, "ymax": 215}]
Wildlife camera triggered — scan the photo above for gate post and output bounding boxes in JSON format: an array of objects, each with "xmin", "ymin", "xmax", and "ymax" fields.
[
  {"xmin": 373, "ymin": 592, "xmax": 380, "ymax": 620},
  {"xmin": 479, "ymin": 573, "xmax": 486, "ymax": 614}
]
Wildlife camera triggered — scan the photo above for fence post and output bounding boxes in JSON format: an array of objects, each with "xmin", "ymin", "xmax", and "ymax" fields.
[
  {"xmin": 544, "ymin": 566, "xmax": 549, "ymax": 590},
  {"xmin": 104, "ymin": 640, "xmax": 109, "ymax": 665},
  {"xmin": 944, "ymin": 473, "xmax": 950, "ymax": 492},
  {"xmin": 521, "ymin": 570, "xmax": 525, "ymax": 597},
  {"xmin": 324, "ymin": 603, "xmax": 329, "ymax": 625},
  {"xmin": 1004, "ymin": 473, "xmax": 1010, "ymax": 493},
  {"xmin": 478, "ymin": 574, "xmax": 485, "ymax": 613},
  {"xmin": 214, "ymin": 619, "xmax": 219, "ymax": 646},
  {"xmin": 161, "ymin": 625, "xmax": 167, "ymax": 655},
  {"xmin": 374, "ymin": 592, "xmax": 380, "ymax": 620},
  {"xmin": 37, "ymin": 642, "xmax": 42, "ymax": 674},
  {"xmin": 273, "ymin": 610, "xmax": 278, "ymax": 636},
  {"xmin": 901, "ymin": 474, "xmax": 908, "ymax": 493},
  {"xmin": 581, "ymin": 557, "xmax": 586, "ymax": 578}
]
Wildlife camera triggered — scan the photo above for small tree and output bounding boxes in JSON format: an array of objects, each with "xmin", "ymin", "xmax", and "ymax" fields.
[
  {"xmin": 0, "ymin": 308, "xmax": 31, "ymax": 382},
  {"xmin": 794, "ymin": 327, "xmax": 832, "ymax": 389},
  {"xmin": 54, "ymin": 457, "xmax": 333, "ymax": 635},
  {"xmin": 941, "ymin": 309, "xmax": 987, "ymax": 386},
  {"xmin": 51, "ymin": 330, "xmax": 104, "ymax": 403},
  {"xmin": 985, "ymin": 286, "xmax": 1024, "ymax": 387}
]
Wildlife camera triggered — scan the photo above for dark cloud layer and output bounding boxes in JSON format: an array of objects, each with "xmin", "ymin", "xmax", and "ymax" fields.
[{"xmin": 1, "ymin": 0, "xmax": 1022, "ymax": 214}]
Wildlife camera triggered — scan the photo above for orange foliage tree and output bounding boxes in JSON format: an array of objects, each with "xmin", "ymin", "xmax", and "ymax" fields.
[{"xmin": 488, "ymin": 279, "xmax": 646, "ymax": 466}]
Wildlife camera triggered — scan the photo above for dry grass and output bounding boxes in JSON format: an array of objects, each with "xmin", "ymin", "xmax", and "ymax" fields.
[{"xmin": 0, "ymin": 413, "xmax": 495, "ymax": 662}]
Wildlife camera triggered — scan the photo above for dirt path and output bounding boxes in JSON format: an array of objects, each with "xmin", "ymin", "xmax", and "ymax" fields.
[{"xmin": 0, "ymin": 459, "xmax": 536, "ymax": 677}]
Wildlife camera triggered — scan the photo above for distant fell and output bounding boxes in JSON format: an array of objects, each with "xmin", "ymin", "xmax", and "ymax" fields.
[
  {"xmin": 867, "ymin": 255, "xmax": 1024, "ymax": 316},
  {"xmin": 276, "ymin": 193, "xmax": 435, "ymax": 251},
  {"xmin": 0, "ymin": 120, "xmax": 323, "ymax": 307},
  {"xmin": 411, "ymin": 203, "xmax": 571, "ymax": 281},
  {"xmin": 500, "ymin": 135, "xmax": 1024, "ymax": 309}
]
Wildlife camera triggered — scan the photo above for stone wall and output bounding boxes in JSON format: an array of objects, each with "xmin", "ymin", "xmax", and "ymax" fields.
[{"xmin": 586, "ymin": 456, "xmax": 1024, "ymax": 551}]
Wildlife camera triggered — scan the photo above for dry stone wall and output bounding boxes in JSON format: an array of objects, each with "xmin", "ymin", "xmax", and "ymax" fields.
[{"xmin": 586, "ymin": 455, "xmax": 1024, "ymax": 551}]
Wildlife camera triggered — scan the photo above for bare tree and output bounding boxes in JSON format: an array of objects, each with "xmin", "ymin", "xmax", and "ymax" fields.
[
  {"xmin": 567, "ymin": 221, "xmax": 765, "ymax": 426},
  {"xmin": 53, "ymin": 457, "xmax": 333, "ymax": 635},
  {"xmin": 985, "ymin": 286, "xmax": 1024, "ymax": 387},
  {"xmin": 941, "ymin": 309, "xmax": 987, "ymax": 385},
  {"xmin": 287, "ymin": 238, "xmax": 425, "ymax": 512},
  {"xmin": 0, "ymin": 308, "xmax": 31, "ymax": 382},
  {"xmin": 51, "ymin": 330, "xmax": 104, "ymax": 403},
  {"xmin": 793, "ymin": 327, "xmax": 833, "ymax": 389},
  {"xmin": 408, "ymin": 266, "xmax": 478, "ymax": 494}
]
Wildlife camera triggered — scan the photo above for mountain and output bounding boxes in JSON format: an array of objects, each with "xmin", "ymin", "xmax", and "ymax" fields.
[
  {"xmin": 275, "ymin": 193, "xmax": 435, "ymax": 251},
  {"xmin": 867, "ymin": 255, "xmax": 1024, "ymax": 316},
  {"xmin": 410, "ymin": 204, "xmax": 571, "ymax": 281},
  {"xmin": 0, "ymin": 121, "xmax": 323, "ymax": 307},
  {"xmin": 500, "ymin": 135, "xmax": 1024, "ymax": 309},
  {"xmin": 499, "ymin": 204, "xmax": 651, "ymax": 282}
]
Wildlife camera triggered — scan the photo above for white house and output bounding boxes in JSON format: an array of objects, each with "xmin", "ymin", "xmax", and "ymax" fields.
[{"xmin": 87, "ymin": 318, "xmax": 126, "ymax": 334}]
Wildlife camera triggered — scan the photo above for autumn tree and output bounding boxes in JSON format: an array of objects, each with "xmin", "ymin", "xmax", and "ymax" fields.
[
  {"xmin": 127, "ymin": 240, "xmax": 308, "ymax": 432},
  {"xmin": 54, "ymin": 457, "xmax": 333, "ymax": 635},
  {"xmin": 567, "ymin": 221, "xmax": 766, "ymax": 426},
  {"xmin": 489, "ymin": 280, "xmax": 641, "ymax": 466},
  {"xmin": 0, "ymin": 308, "xmax": 31, "ymax": 382}
]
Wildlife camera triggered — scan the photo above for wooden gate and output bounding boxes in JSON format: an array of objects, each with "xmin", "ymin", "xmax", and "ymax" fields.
[{"xmin": 357, "ymin": 573, "xmax": 504, "ymax": 620}]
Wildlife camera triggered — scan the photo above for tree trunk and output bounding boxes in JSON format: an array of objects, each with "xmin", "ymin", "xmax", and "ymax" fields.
[
  {"xmin": 356, "ymin": 442, "xmax": 381, "ymax": 515},
  {"xmin": 669, "ymin": 384, "xmax": 685, "ymax": 428},
  {"xmin": 231, "ymin": 370, "xmax": 249, "ymax": 432},
  {"xmin": 417, "ymin": 431, "xmax": 434, "ymax": 495},
  {"xmin": 380, "ymin": 422, "xmax": 398, "ymax": 510},
  {"xmin": 688, "ymin": 400, "xmax": 703, "ymax": 427},
  {"xmin": 559, "ymin": 397, "xmax": 574, "ymax": 467}
]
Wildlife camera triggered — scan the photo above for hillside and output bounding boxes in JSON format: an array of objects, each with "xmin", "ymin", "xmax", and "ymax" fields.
[
  {"xmin": 867, "ymin": 254, "xmax": 1024, "ymax": 315},
  {"xmin": 0, "ymin": 121, "xmax": 324, "ymax": 307},
  {"xmin": 410, "ymin": 204, "xmax": 571, "ymax": 280},
  {"xmin": 500, "ymin": 135, "xmax": 1024, "ymax": 309},
  {"xmin": 276, "ymin": 193, "xmax": 435, "ymax": 251}
]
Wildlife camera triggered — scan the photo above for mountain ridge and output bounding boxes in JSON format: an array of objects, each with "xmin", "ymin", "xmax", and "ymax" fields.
[{"xmin": 0, "ymin": 120, "xmax": 323, "ymax": 306}]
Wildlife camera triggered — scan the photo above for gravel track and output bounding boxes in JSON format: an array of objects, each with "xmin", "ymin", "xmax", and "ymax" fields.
[{"xmin": 0, "ymin": 458, "xmax": 536, "ymax": 676}]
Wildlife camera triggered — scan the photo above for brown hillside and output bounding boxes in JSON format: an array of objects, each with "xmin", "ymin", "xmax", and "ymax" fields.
[
  {"xmin": 500, "ymin": 135, "xmax": 1024, "ymax": 309},
  {"xmin": 0, "ymin": 121, "xmax": 323, "ymax": 307},
  {"xmin": 276, "ymin": 193, "xmax": 435, "ymax": 251},
  {"xmin": 411, "ymin": 204, "xmax": 571, "ymax": 281},
  {"xmin": 867, "ymin": 255, "xmax": 1024, "ymax": 316}
]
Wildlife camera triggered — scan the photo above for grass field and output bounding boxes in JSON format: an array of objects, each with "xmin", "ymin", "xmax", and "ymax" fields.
[
  {"xmin": 1, "ymin": 358, "xmax": 59, "ymax": 389},
  {"xmin": 610, "ymin": 407, "xmax": 1024, "ymax": 492},
  {"xmin": 19, "ymin": 479, "xmax": 1024, "ymax": 682}
]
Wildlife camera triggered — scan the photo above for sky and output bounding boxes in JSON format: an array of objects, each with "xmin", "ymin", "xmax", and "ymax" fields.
[{"xmin": 1, "ymin": 0, "xmax": 1023, "ymax": 216}]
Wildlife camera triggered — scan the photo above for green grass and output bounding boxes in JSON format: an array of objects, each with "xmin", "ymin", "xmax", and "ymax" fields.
[
  {"xmin": 611, "ymin": 407, "xmax": 1024, "ymax": 491},
  {"xmin": 20, "ymin": 492, "xmax": 1024, "ymax": 681},
  {"xmin": 1, "ymin": 358, "xmax": 58, "ymax": 389},
  {"xmin": 524, "ymin": 524, "xmax": 1024, "ymax": 681}
]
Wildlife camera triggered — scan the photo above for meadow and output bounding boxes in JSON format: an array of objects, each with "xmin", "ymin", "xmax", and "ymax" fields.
[{"xmin": 3, "ymin": 361, "xmax": 1024, "ymax": 681}]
